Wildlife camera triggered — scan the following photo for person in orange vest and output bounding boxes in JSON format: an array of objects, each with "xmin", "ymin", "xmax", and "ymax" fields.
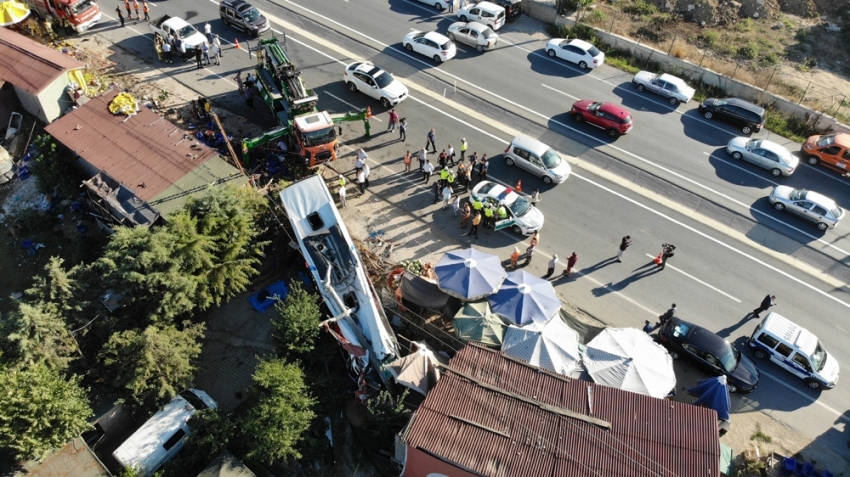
[
  {"xmin": 142, "ymin": 0, "xmax": 150, "ymax": 20},
  {"xmin": 133, "ymin": 0, "xmax": 140, "ymax": 19},
  {"xmin": 124, "ymin": 0, "xmax": 132, "ymax": 19},
  {"xmin": 510, "ymin": 247, "xmax": 521, "ymax": 269}
]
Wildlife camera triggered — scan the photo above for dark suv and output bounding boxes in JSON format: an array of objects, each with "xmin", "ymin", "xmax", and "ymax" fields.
[
  {"xmin": 219, "ymin": 0, "xmax": 270, "ymax": 37},
  {"xmin": 490, "ymin": 0, "xmax": 521, "ymax": 19},
  {"xmin": 698, "ymin": 97, "xmax": 766, "ymax": 135}
]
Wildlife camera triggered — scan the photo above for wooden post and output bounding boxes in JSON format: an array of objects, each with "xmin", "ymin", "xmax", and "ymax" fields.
[{"xmin": 211, "ymin": 112, "xmax": 255, "ymax": 187}]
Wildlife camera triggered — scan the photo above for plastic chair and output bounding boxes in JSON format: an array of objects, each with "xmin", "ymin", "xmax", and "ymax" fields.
[
  {"xmin": 21, "ymin": 240, "xmax": 33, "ymax": 250},
  {"xmin": 801, "ymin": 462, "xmax": 815, "ymax": 477}
]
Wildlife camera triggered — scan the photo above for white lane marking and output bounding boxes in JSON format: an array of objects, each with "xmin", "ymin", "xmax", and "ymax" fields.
[
  {"xmin": 273, "ymin": 18, "xmax": 850, "ymax": 311},
  {"xmin": 324, "ymin": 91, "xmax": 383, "ymax": 122},
  {"xmin": 760, "ymin": 369, "xmax": 850, "ymax": 423},
  {"xmin": 540, "ymin": 83, "xmax": 581, "ymax": 102},
  {"xmin": 644, "ymin": 254, "xmax": 740, "ymax": 302}
]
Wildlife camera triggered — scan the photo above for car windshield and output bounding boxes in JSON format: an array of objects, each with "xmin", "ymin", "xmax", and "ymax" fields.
[
  {"xmin": 508, "ymin": 196, "xmax": 531, "ymax": 217},
  {"xmin": 811, "ymin": 342, "xmax": 827, "ymax": 372},
  {"xmin": 714, "ymin": 99, "xmax": 727, "ymax": 106},
  {"xmin": 789, "ymin": 189, "xmax": 808, "ymax": 201},
  {"xmin": 69, "ymin": 0, "xmax": 96, "ymax": 14},
  {"xmin": 440, "ymin": 40, "xmax": 452, "ymax": 50},
  {"xmin": 816, "ymin": 134, "xmax": 836, "ymax": 147},
  {"xmin": 831, "ymin": 206, "xmax": 843, "ymax": 219},
  {"xmin": 179, "ymin": 390, "xmax": 209, "ymax": 410},
  {"xmin": 373, "ymin": 71, "xmax": 394, "ymax": 89},
  {"xmin": 302, "ymin": 127, "xmax": 337, "ymax": 147},
  {"xmin": 719, "ymin": 345, "xmax": 740, "ymax": 374},
  {"xmin": 176, "ymin": 25, "xmax": 197, "ymax": 39},
  {"xmin": 541, "ymin": 148, "xmax": 562, "ymax": 169},
  {"xmin": 747, "ymin": 139, "xmax": 762, "ymax": 149},
  {"xmin": 482, "ymin": 27, "xmax": 496, "ymax": 39},
  {"xmin": 242, "ymin": 7, "xmax": 261, "ymax": 22},
  {"xmin": 588, "ymin": 45, "xmax": 601, "ymax": 56},
  {"xmin": 587, "ymin": 102, "xmax": 602, "ymax": 112}
]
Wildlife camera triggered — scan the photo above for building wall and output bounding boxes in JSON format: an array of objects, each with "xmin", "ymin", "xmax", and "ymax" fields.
[
  {"xmin": 14, "ymin": 74, "xmax": 73, "ymax": 123},
  {"xmin": 401, "ymin": 446, "xmax": 479, "ymax": 477}
]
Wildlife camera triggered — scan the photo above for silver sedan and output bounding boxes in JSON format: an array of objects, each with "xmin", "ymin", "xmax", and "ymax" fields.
[
  {"xmin": 446, "ymin": 21, "xmax": 497, "ymax": 52},
  {"xmin": 768, "ymin": 186, "xmax": 844, "ymax": 230},
  {"xmin": 726, "ymin": 138, "xmax": 798, "ymax": 177}
]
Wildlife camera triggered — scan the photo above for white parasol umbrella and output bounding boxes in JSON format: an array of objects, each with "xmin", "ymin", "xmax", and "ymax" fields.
[
  {"xmin": 584, "ymin": 328, "xmax": 676, "ymax": 398},
  {"xmin": 502, "ymin": 318, "xmax": 581, "ymax": 376}
]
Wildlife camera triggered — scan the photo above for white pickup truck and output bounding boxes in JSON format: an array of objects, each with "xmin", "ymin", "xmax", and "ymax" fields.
[{"xmin": 148, "ymin": 15, "xmax": 207, "ymax": 58}]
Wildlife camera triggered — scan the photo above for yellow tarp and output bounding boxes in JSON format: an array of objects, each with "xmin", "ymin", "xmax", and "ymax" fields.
[
  {"xmin": 68, "ymin": 69, "xmax": 89, "ymax": 96},
  {"xmin": 108, "ymin": 92, "xmax": 138, "ymax": 116}
]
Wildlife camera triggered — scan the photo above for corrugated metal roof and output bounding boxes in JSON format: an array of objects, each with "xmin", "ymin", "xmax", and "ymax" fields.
[
  {"xmin": 45, "ymin": 89, "xmax": 240, "ymax": 209},
  {"xmin": 403, "ymin": 343, "xmax": 720, "ymax": 477},
  {"xmin": 24, "ymin": 437, "xmax": 112, "ymax": 477},
  {"xmin": 0, "ymin": 28, "xmax": 84, "ymax": 95}
]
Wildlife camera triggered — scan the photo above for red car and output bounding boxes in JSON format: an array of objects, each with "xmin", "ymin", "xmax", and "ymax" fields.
[{"xmin": 571, "ymin": 100, "xmax": 633, "ymax": 138}]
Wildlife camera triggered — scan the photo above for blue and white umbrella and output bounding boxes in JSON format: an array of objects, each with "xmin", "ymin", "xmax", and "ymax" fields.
[
  {"xmin": 435, "ymin": 248, "xmax": 507, "ymax": 301},
  {"xmin": 487, "ymin": 270, "xmax": 561, "ymax": 326},
  {"xmin": 688, "ymin": 376, "xmax": 731, "ymax": 421}
]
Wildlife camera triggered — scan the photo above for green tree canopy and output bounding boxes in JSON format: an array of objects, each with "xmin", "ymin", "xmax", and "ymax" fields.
[
  {"xmin": 272, "ymin": 282, "xmax": 321, "ymax": 357},
  {"xmin": 240, "ymin": 358, "xmax": 315, "ymax": 465},
  {"xmin": 98, "ymin": 322, "xmax": 204, "ymax": 407},
  {"xmin": 0, "ymin": 362, "xmax": 92, "ymax": 461},
  {"xmin": 4, "ymin": 301, "xmax": 77, "ymax": 370}
]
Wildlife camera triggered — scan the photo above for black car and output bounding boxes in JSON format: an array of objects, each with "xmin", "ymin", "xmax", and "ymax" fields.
[
  {"xmin": 490, "ymin": 0, "xmax": 521, "ymax": 20},
  {"xmin": 698, "ymin": 97, "xmax": 766, "ymax": 135},
  {"xmin": 219, "ymin": 0, "xmax": 270, "ymax": 37},
  {"xmin": 657, "ymin": 318, "xmax": 760, "ymax": 393}
]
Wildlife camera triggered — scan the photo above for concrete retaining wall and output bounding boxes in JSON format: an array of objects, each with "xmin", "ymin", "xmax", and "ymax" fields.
[{"xmin": 520, "ymin": 1, "xmax": 850, "ymax": 134}]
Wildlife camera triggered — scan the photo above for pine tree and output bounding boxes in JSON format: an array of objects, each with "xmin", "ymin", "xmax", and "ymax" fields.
[
  {"xmin": 5, "ymin": 302, "xmax": 77, "ymax": 370},
  {"xmin": 98, "ymin": 322, "xmax": 204, "ymax": 407},
  {"xmin": 272, "ymin": 282, "xmax": 321, "ymax": 357},
  {"xmin": 0, "ymin": 361, "xmax": 92, "ymax": 461},
  {"xmin": 240, "ymin": 358, "xmax": 315, "ymax": 465}
]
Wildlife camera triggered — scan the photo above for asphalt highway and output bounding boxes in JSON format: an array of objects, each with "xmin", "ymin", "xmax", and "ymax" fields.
[{"xmin": 90, "ymin": 0, "xmax": 850, "ymax": 461}]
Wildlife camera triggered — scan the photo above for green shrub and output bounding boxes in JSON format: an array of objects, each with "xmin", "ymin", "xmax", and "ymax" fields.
[
  {"xmin": 764, "ymin": 108, "xmax": 818, "ymax": 143},
  {"xmin": 587, "ymin": 9, "xmax": 606, "ymax": 25},
  {"xmin": 738, "ymin": 42, "xmax": 759, "ymax": 59},
  {"xmin": 698, "ymin": 30, "xmax": 719, "ymax": 48},
  {"xmin": 622, "ymin": 0, "xmax": 658, "ymax": 15},
  {"xmin": 759, "ymin": 53, "xmax": 780, "ymax": 66}
]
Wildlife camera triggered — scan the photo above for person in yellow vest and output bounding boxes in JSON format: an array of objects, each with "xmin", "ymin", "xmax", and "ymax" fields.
[
  {"xmin": 440, "ymin": 167, "xmax": 449, "ymax": 187},
  {"xmin": 338, "ymin": 175, "xmax": 346, "ymax": 188},
  {"xmin": 446, "ymin": 170, "xmax": 455, "ymax": 188},
  {"xmin": 472, "ymin": 198, "xmax": 483, "ymax": 214},
  {"xmin": 460, "ymin": 138, "xmax": 468, "ymax": 161},
  {"xmin": 497, "ymin": 203, "xmax": 507, "ymax": 220},
  {"xmin": 483, "ymin": 205, "xmax": 494, "ymax": 229}
]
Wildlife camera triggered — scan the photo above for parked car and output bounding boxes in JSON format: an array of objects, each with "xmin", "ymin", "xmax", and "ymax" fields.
[
  {"xmin": 725, "ymin": 137, "xmax": 798, "ymax": 177},
  {"xmin": 545, "ymin": 38, "xmax": 604, "ymax": 70},
  {"xmin": 570, "ymin": 100, "xmax": 633, "ymax": 138},
  {"xmin": 457, "ymin": 1, "xmax": 506, "ymax": 31},
  {"xmin": 219, "ymin": 0, "xmax": 270, "ymax": 37},
  {"xmin": 446, "ymin": 21, "xmax": 497, "ymax": 52},
  {"xmin": 343, "ymin": 61, "xmax": 408, "ymax": 107},
  {"xmin": 403, "ymin": 31, "xmax": 457, "ymax": 63},
  {"xmin": 699, "ymin": 97, "xmax": 766, "ymax": 135},
  {"xmin": 490, "ymin": 0, "xmax": 521, "ymax": 19},
  {"xmin": 470, "ymin": 181, "xmax": 544, "ymax": 235},
  {"xmin": 768, "ymin": 186, "xmax": 844, "ymax": 230},
  {"xmin": 412, "ymin": 0, "xmax": 457, "ymax": 11},
  {"xmin": 632, "ymin": 71, "xmax": 695, "ymax": 105},
  {"xmin": 801, "ymin": 133, "xmax": 850, "ymax": 172},
  {"xmin": 748, "ymin": 312, "xmax": 839, "ymax": 390},
  {"xmin": 657, "ymin": 318, "xmax": 760, "ymax": 393},
  {"xmin": 503, "ymin": 135, "xmax": 572, "ymax": 184}
]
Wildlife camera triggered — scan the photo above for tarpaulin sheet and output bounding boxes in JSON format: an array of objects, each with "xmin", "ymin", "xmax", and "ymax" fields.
[{"xmin": 400, "ymin": 270, "xmax": 450, "ymax": 310}]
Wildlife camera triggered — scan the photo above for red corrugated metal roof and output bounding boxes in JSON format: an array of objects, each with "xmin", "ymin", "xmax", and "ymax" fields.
[
  {"xmin": 0, "ymin": 28, "xmax": 84, "ymax": 95},
  {"xmin": 403, "ymin": 343, "xmax": 720, "ymax": 477},
  {"xmin": 45, "ymin": 88, "xmax": 219, "ymax": 201}
]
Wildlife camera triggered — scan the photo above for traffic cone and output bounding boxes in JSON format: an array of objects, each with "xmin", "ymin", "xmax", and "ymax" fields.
[
  {"xmin": 235, "ymin": 38, "xmax": 240, "ymax": 50},
  {"xmin": 515, "ymin": 179, "xmax": 522, "ymax": 192},
  {"xmin": 366, "ymin": 106, "xmax": 372, "ymax": 118},
  {"xmin": 653, "ymin": 253, "xmax": 663, "ymax": 265}
]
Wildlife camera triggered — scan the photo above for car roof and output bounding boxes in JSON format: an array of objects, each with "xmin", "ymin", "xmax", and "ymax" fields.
[
  {"xmin": 352, "ymin": 62, "xmax": 382, "ymax": 76},
  {"xmin": 658, "ymin": 73, "xmax": 688, "ymax": 87},
  {"xmin": 568, "ymin": 39, "xmax": 595, "ymax": 51},
  {"xmin": 755, "ymin": 140, "xmax": 790, "ymax": 157},
  {"xmin": 424, "ymin": 31, "xmax": 451, "ymax": 43},
  {"xmin": 476, "ymin": 181, "xmax": 518, "ymax": 204},
  {"xmin": 465, "ymin": 21, "xmax": 490, "ymax": 31},
  {"xmin": 723, "ymin": 97, "xmax": 765, "ymax": 114},
  {"xmin": 797, "ymin": 189, "xmax": 838, "ymax": 208},
  {"xmin": 598, "ymin": 102, "xmax": 631, "ymax": 119},
  {"xmin": 761, "ymin": 312, "xmax": 818, "ymax": 356},
  {"xmin": 829, "ymin": 133, "xmax": 850, "ymax": 148},
  {"xmin": 670, "ymin": 318, "xmax": 730, "ymax": 357},
  {"xmin": 471, "ymin": 1, "xmax": 504, "ymax": 12},
  {"xmin": 510, "ymin": 135, "xmax": 550, "ymax": 155}
]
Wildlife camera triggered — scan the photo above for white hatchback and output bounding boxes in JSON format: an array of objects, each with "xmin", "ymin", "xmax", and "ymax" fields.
[
  {"xmin": 457, "ymin": 1, "xmax": 506, "ymax": 31},
  {"xmin": 504, "ymin": 135, "xmax": 572, "ymax": 184},
  {"xmin": 343, "ymin": 62, "xmax": 408, "ymax": 108},
  {"xmin": 403, "ymin": 31, "xmax": 457, "ymax": 63},
  {"xmin": 545, "ymin": 38, "xmax": 604, "ymax": 69}
]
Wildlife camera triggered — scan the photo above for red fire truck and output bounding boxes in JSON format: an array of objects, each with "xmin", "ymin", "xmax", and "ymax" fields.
[{"xmin": 23, "ymin": 0, "xmax": 102, "ymax": 32}]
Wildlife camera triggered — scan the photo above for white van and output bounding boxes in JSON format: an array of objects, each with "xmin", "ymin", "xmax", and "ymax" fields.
[
  {"xmin": 503, "ymin": 135, "xmax": 572, "ymax": 185},
  {"xmin": 747, "ymin": 313, "xmax": 839, "ymax": 390},
  {"xmin": 113, "ymin": 389, "xmax": 218, "ymax": 476}
]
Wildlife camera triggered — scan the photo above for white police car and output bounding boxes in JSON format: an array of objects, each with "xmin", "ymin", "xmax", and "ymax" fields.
[{"xmin": 470, "ymin": 181, "xmax": 544, "ymax": 235}]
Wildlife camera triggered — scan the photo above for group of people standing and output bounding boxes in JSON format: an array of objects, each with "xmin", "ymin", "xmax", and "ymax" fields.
[
  {"xmin": 115, "ymin": 0, "xmax": 149, "ymax": 27},
  {"xmin": 151, "ymin": 21, "xmax": 223, "ymax": 68}
]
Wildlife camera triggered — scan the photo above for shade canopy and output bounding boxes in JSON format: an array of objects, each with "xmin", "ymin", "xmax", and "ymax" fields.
[
  {"xmin": 584, "ymin": 328, "xmax": 676, "ymax": 399},
  {"xmin": 0, "ymin": 1, "xmax": 30, "ymax": 26},
  {"xmin": 387, "ymin": 341, "xmax": 450, "ymax": 396},
  {"xmin": 487, "ymin": 270, "xmax": 561, "ymax": 326},
  {"xmin": 688, "ymin": 376, "xmax": 731, "ymax": 421},
  {"xmin": 502, "ymin": 318, "xmax": 580, "ymax": 376},
  {"xmin": 453, "ymin": 301, "xmax": 509, "ymax": 347},
  {"xmin": 435, "ymin": 248, "xmax": 507, "ymax": 301}
]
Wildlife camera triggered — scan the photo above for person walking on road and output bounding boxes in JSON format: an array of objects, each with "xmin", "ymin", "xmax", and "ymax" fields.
[
  {"xmin": 201, "ymin": 42, "xmax": 211, "ymax": 66},
  {"xmin": 530, "ymin": 189, "xmax": 541, "ymax": 206},
  {"xmin": 448, "ymin": 0, "xmax": 455, "ymax": 12},
  {"xmin": 142, "ymin": 0, "xmax": 150, "ymax": 20},
  {"xmin": 338, "ymin": 183, "xmax": 346, "ymax": 208},
  {"xmin": 530, "ymin": 230, "xmax": 540, "ymax": 247},
  {"xmin": 469, "ymin": 211, "xmax": 481, "ymax": 239},
  {"xmin": 244, "ymin": 85, "xmax": 255, "ymax": 110},
  {"xmin": 478, "ymin": 155, "xmax": 489, "ymax": 182},
  {"xmin": 132, "ymin": 0, "xmax": 140, "ymax": 19},
  {"xmin": 460, "ymin": 202, "xmax": 471, "ymax": 228},
  {"xmin": 544, "ymin": 254, "xmax": 559, "ymax": 278},
  {"xmin": 362, "ymin": 163, "xmax": 371, "ymax": 189},
  {"xmin": 356, "ymin": 148, "xmax": 368, "ymax": 169},
  {"xmin": 204, "ymin": 21, "xmax": 213, "ymax": 43},
  {"xmin": 659, "ymin": 303, "xmax": 677, "ymax": 324},
  {"xmin": 123, "ymin": 0, "xmax": 131, "ymax": 19},
  {"xmin": 235, "ymin": 71, "xmax": 244, "ymax": 93},
  {"xmin": 426, "ymin": 128, "xmax": 437, "ymax": 152},
  {"xmin": 442, "ymin": 184, "xmax": 453, "ymax": 209},
  {"xmin": 194, "ymin": 45, "xmax": 203, "ymax": 69},
  {"xmin": 418, "ymin": 148, "xmax": 427, "ymax": 171},
  {"xmin": 162, "ymin": 40, "xmax": 172, "ymax": 63},
  {"xmin": 524, "ymin": 244, "xmax": 535, "ymax": 266},
  {"xmin": 357, "ymin": 169, "xmax": 366, "ymax": 194},
  {"xmin": 423, "ymin": 159, "xmax": 434, "ymax": 183},
  {"xmin": 115, "ymin": 5, "xmax": 125, "ymax": 27},
  {"xmin": 213, "ymin": 34, "xmax": 222, "ymax": 56},
  {"xmin": 563, "ymin": 252, "xmax": 578, "ymax": 277},
  {"xmin": 211, "ymin": 43, "xmax": 221, "ymax": 65},
  {"xmin": 403, "ymin": 150, "xmax": 412, "ymax": 173},
  {"xmin": 643, "ymin": 320, "xmax": 655, "ymax": 334},
  {"xmin": 510, "ymin": 247, "xmax": 521, "ymax": 269},
  {"xmin": 399, "ymin": 118, "xmax": 407, "ymax": 141},
  {"xmin": 387, "ymin": 109, "xmax": 399, "ymax": 132},
  {"xmin": 658, "ymin": 243, "xmax": 675, "ymax": 270},
  {"xmin": 616, "ymin": 235, "xmax": 632, "ymax": 262},
  {"xmin": 460, "ymin": 138, "xmax": 468, "ymax": 161},
  {"xmin": 751, "ymin": 294, "xmax": 776, "ymax": 319},
  {"xmin": 451, "ymin": 195, "xmax": 460, "ymax": 216},
  {"xmin": 447, "ymin": 144, "xmax": 455, "ymax": 166}
]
